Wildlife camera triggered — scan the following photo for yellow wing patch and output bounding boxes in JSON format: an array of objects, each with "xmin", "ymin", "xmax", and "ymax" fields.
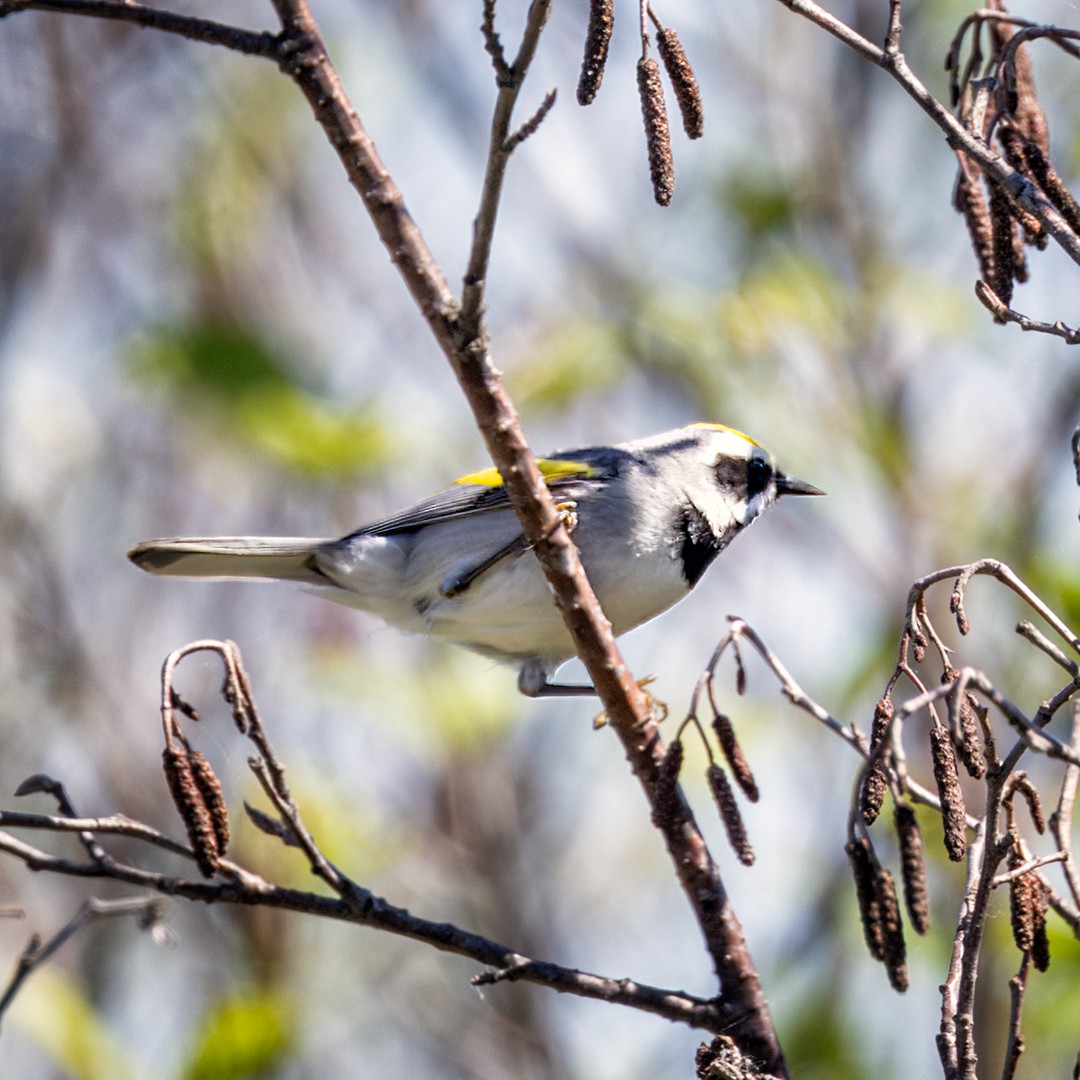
[{"xmin": 453, "ymin": 458, "xmax": 599, "ymax": 488}]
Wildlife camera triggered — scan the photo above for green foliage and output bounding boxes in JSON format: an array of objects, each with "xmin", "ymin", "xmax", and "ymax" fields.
[
  {"xmin": 130, "ymin": 322, "xmax": 390, "ymax": 478},
  {"xmin": 182, "ymin": 989, "xmax": 292, "ymax": 1080},
  {"xmin": 720, "ymin": 164, "xmax": 798, "ymax": 244}
]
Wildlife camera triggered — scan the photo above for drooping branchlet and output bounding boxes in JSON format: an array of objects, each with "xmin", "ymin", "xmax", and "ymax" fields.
[
  {"xmin": 707, "ymin": 764, "xmax": 754, "ymax": 866},
  {"xmin": 655, "ymin": 28, "xmax": 703, "ymax": 139},
  {"xmin": 637, "ymin": 57, "xmax": 675, "ymax": 206},
  {"xmin": 577, "ymin": 0, "xmax": 614, "ymax": 106},
  {"xmin": 894, "ymin": 804, "xmax": 930, "ymax": 935},
  {"xmin": 1004, "ymin": 771, "xmax": 1046, "ymax": 835},
  {"xmin": 712, "ymin": 712, "xmax": 759, "ymax": 803},
  {"xmin": 930, "ymin": 724, "xmax": 967, "ymax": 861},
  {"xmin": 993, "ymin": 19, "xmax": 1050, "ymax": 156}
]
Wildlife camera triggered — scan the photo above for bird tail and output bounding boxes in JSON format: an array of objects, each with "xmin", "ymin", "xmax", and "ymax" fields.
[{"xmin": 127, "ymin": 537, "xmax": 332, "ymax": 585}]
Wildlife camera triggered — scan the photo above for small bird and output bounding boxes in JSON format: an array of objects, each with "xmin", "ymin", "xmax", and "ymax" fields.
[{"xmin": 129, "ymin": 423, "xmax": 821, "ymax": 696}]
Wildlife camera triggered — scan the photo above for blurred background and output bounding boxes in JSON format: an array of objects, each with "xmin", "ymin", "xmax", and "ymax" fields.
[{"xmin": 2, "ymin": 0, "xmax": 1080, "ymax": 1077}]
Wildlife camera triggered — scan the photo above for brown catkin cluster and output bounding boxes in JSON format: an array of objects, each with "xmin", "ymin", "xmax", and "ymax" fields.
[
  {"xmin": 637, "ymin": 58, "xmax": 675, "ymax": 206},
  {"xmin": 712, "ymin": 713, "xmax": 759, "ymax": 802},
  {"xmin": 1009, "ymin": 863, "xmax": 1051, "ymax": 973},
  {"xmin": 707, "ymin": 764, "xmax": 754, "ymax": 866},
  {"xmin": 987, "ymin": 179, "xmax": 1020, "ymax": 310},
  {"xmin": 845, "ymin": 837, "xmax": 909, "ymax": 991},
  {"xmin": 162, "ymin": 744, "xmax": 230, "ymax": 877},
  {"xmin": 1004, "ymin": 129, "xmax": 1080, "ymax": 236},
  {"xmin": 577, "ymin": 0, "xmax": 614, "ymax": 106},
  {"xmin": 930, "ymin": 724, "xmax": 967, "ymax": 861},
  {"xmin": 846, "ymin": 837, "xmax": 886, "ymax": 960},
  {"xmin": 894, "ymin": 804, "xmax": 930, "ymax": 935},
  {"xmin": 953, "ymin": 163, "xmax": 995, "ymax": 287},
  {"xmin": 953, "ymin": 19, "xmax": 1080, "ymax": 313},
  {"xmin": 655, "ymin": 28, "xmax": 703, "ymax": 139}
]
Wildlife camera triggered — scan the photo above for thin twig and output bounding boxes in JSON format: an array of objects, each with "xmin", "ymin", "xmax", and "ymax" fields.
[
  {"xmin": 0, "ymin": 0, "xmax": 277, "ymax": 55},
  {"xmin": 0, "ymin": 897, "xmax": 165, "ymax": 1026},
  {"xmin": 0, "ymin": 829, "xmax": 726, "ymax": 1031},
  {"xmin": 974, "ymin": 281, "xmax": 1080, "ymax": 343}
]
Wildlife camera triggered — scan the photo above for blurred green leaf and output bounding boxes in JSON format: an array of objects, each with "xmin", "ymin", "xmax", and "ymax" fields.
[
  {"xmin": 132, "ymin": 323, "xmax": 295, "ymax": 397},
  {"xmin": 173, "ymin": 72, "xmax": 303, "ymax": 278},
  {"xmin": 182, "ymin": 989, "xmax": 292, "ymax": 1080},
  {"xmin": 130, "ymin": 323, "xmax": 390, "ymax": 478},
  {"xmin": 717, "ymin": 252, "xmax": 846, "ymax": 356},
  {"xmin": 508, "ymin": 318, "xmax": 628, "ymax": 410},
  {"xmin": 720, "ymin": 165, "xmax": 797, "ymax": 242}
]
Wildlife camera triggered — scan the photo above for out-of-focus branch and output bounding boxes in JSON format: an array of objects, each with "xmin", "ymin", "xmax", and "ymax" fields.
[{"xmin": 0, "ymin": 897, "xmax": 166, "ymax": 1027}]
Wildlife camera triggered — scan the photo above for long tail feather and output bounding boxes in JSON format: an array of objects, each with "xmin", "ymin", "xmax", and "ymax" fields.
[{"xmin": 127, "ymin": 537, "xmax": 332, "ymax": 584}]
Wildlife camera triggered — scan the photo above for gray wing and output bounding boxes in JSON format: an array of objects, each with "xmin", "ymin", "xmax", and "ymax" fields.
[{"xmin": 351, "ymin": 465, "xmax": 615, "ymax": 539}]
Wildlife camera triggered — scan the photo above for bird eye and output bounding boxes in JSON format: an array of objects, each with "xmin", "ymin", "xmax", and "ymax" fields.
[{"xmin": 746, "ymin": 456, "xmax": 773, "ymax": 498}]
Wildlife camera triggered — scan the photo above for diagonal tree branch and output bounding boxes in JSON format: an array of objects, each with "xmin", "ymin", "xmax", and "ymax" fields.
[{"xmin": 0, "ymin": 2, "xmax": 785, "ymax": 1070}]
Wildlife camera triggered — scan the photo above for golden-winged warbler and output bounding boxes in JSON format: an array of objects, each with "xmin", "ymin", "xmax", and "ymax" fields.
[{"xmin": 129, "ymin": 423, "xmax": 821, "ymax": 696}]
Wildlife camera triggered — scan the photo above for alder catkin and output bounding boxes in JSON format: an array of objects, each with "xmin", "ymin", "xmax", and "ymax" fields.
[
  {"xmin": 655, "ymin": 28, "xmax": 703, "ymax": 139},
  {"xmin": 846, "ymin": 837, "xmax": 885, "ymax": 962},
  {"xmin": 712, "ymin": 713, "xmax": 759, "ymax": 803},
  {"xmin": 875, "ymin": 867, "xmax": 909, "ymax": 992},
  {"xmin": 930, "ymin": 724, "xmax": 967, "ymax": 861},
  {"xmin": 189, "ymin": 749, "xmax": 230, "ymax": 858},
  {"xmin": 577, "ymin": 0, "xmax": 614, "ymax": 106},
  {"xmin": 894, "ymin": 804, "xmax": 930, "ymax": 935},
  {"xmin": 860, "ymin": 699, "xmax": 893, "ymax": 826},
  {"xmin": 162, "ymin": 745, "xmax": 220, "ymax": 877},
  {"xmin": 954, "ymin": 166, "xmax": 996, "ymax": 287},
  {"xmin": 987, "ymin": 180, "xmax": 1017, "ymax": 313},
  {"xmin": 707, "ymin": 765, "xmax": 754, "ymax": 866},
  {"xmin": 637, "ymin": 58, "xmax": 675, "ymax": 206}
]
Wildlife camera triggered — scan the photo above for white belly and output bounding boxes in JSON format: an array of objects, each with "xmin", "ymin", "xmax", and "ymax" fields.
[{"xmin": 311, "ymin": 509, "xmax": 690, "ymax": 666}]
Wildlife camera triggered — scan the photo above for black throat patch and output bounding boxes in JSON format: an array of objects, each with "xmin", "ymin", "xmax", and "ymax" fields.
[{"xmin": 677, "ymin": 503, "xmax": 726, "ymax": 587}]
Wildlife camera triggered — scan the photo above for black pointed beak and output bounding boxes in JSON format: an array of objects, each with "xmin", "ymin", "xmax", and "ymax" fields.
[{"xmin": 776, "ymin": 472, "xmax": 825, "ymax": 497}]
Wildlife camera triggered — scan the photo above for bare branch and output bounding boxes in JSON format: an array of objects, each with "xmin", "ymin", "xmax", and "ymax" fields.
[
  {"xmin": 0, "ymin": 897, "xmax": 166, "ymax": 1026},
  {"xmin": 0, "ymin": 0, "xmax": 278, "ymax": 55},
  {"xmin": 974, "ymin": 281, "xmax": 1080, "ymax": 343}
]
